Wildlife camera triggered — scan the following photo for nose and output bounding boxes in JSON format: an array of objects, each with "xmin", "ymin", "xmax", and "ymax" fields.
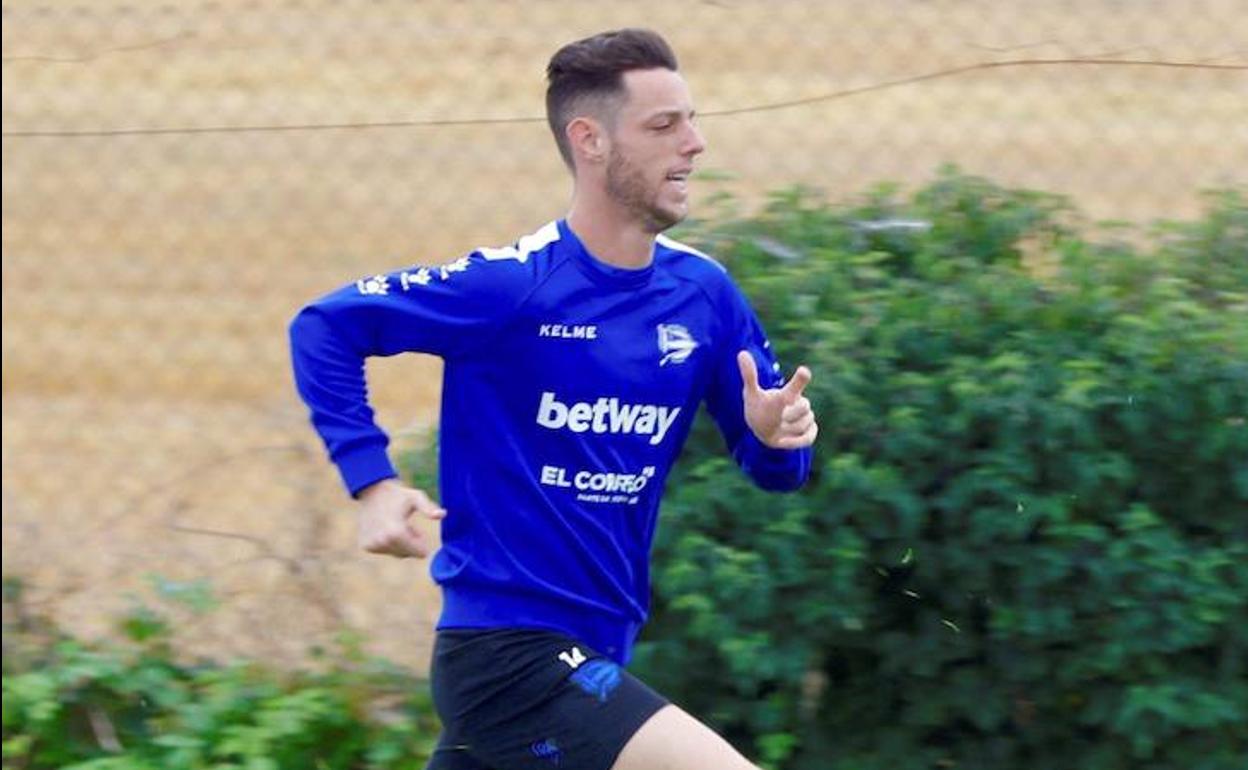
[{"xmin": 682, "ymin": 121, "xmax": 706, "ymax": 157}]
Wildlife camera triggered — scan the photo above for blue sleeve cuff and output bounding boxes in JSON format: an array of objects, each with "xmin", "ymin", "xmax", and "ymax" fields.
[
  {"xmin": 335, "ymin": 443, "xmax": 399, "ymax": 498},
  {"xmin": 733, "ymin": 431, "xmax": 812, "ymax": 492}
]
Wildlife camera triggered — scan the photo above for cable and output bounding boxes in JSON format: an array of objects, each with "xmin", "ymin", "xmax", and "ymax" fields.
[{"xmin": 3, "ymin": 58, "xmax": 1244, "ymax": 139}]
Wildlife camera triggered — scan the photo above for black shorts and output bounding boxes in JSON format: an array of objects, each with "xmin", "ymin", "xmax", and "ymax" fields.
[{"xmin": 426, "ymin": 627, "xmax": 669, "ymax": 770}]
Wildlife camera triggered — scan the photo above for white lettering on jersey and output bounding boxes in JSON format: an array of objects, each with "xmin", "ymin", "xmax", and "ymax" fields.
[
  {"xmin": 399, "ymin": 269, "xmax": 432, "ymax": 290},
  {"xmin": 539, "ymin": 324, "xmax": 598, "ymax": 340},
  {"xmin": 558, "ymin": 646, "xmax": 588, "ymax": 669},
  {"xmin": 438, "ymin": 256, "xmax": 471, "ymax": 279},
  {"xmin": 397, "ymin": 256, "xmax": 471, "ymax": 292},
  {"xmin": 536, "ymin": 392, "xmax": 681, "ymax": 446},
  {"xmin": 356, "ymin": 274, "xmax": 390, "ymax": 295},
  {"xmin": 540, "ymin": 465, "xmax": 655, "ymax": 495}
]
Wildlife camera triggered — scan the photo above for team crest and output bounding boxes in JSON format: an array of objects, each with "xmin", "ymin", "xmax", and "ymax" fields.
[{"xmin": 657, "ymin": 323, "xmax": 697, "ymax": 366}]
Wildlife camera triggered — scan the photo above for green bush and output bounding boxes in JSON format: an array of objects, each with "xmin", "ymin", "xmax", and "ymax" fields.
[
  {"xmin": 634, "ymin": 171, "xmax": 1248, "ymax": 769},
  {"xmin": 2, "ymin": 579, "xmax": 440, "ymax": 769}
]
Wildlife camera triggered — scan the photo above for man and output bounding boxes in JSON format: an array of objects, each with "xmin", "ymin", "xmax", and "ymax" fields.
[{"xmin": 290, "ymin": 28, "xmax": 817, "ymax": 770}]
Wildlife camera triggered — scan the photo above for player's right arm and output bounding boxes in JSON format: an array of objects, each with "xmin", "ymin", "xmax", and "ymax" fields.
[{"xmin": 288, "ymin": 252, "xmax": 533, "ymax": 498}]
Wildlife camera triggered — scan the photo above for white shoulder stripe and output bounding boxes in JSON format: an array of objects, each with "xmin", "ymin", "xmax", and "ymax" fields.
[
  {"xmin": 655, "ymin": 234, "xmax": 726, "ymax": 272},
  {"xmin": 478, "ymin": 221, "xmax": 560, "ymax": 264}
]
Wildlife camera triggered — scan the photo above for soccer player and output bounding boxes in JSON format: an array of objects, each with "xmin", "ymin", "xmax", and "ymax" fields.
[{"xmin": 290, "ymin": 28, "xmax": 818, "ymax": 770}]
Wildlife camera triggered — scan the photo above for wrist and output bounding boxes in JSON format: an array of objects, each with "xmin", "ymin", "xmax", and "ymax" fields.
[{"xmin": 356, "ymin": 476, "xmax": 400, "ymax": 502}]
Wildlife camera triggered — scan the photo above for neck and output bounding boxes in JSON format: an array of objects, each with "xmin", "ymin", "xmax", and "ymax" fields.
[{"xmin": 565, "ymin": 187, "xmax": 655, "ymax": 270}]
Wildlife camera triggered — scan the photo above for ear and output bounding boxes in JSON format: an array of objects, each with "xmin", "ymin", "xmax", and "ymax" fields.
[{"xmin": 566, "ymin": 116, "xmax": 607, "ymax": 166}]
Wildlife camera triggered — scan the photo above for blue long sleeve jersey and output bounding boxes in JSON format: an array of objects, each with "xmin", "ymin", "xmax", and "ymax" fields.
[{"xmin": 289, "ymin": 219, "xmax": 811, "ymax": 664}]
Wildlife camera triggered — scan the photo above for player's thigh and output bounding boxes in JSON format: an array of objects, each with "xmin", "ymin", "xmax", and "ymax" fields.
[{"xmin": 610, "ymin": 703, "xmax": 759, "ymax": 770}]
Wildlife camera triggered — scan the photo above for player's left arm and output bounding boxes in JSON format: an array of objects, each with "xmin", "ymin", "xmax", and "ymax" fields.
[{"xmin": 704, "ymin": 280, "xmax": 815, "ymax": 492}]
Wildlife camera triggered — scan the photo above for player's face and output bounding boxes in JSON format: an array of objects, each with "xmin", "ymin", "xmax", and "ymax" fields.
[{"xmin": 604, "ymin": 68, "xmax": 706, "ymax": 233}]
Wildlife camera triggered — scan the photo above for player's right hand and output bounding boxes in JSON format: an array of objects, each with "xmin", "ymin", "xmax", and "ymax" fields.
[{"xmin": 355, "ymin": 478, "xmax": 446, "ymax": 559}]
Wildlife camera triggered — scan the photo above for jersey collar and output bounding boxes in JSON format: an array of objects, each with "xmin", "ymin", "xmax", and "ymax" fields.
[{"xmin": 558, "ymin": 219, "xmax": 656, "ymax": 289}]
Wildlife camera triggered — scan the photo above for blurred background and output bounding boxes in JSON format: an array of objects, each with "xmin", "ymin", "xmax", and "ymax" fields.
[{"xmin": 3, "ymin": 0, "xmax": 1245, "ymax": 673}]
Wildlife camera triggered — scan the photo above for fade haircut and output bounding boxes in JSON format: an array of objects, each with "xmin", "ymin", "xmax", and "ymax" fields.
[{"xmin": 545, "ymin": 28, "xmax": 679, "ymax": 169}]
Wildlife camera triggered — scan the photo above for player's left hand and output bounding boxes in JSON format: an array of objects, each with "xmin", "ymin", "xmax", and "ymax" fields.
[{"xmin": 738, "ymin": 350, "xmax": 818, "ymax": 450}]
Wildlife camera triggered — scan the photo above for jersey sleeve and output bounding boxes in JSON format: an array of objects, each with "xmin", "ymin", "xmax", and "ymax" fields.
[
  {"xmin": 288, "ymin": 251, "xmax": 533, "ymax": 496},
  {"xmin": 704, "ymin": 276, "xmax": 813, "ymax": 492}
]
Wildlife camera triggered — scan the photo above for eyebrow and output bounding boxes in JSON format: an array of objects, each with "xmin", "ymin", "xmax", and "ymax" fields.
[{"xmin": 645, "ymin": 109, "xmax": 696, "ymax": 122}]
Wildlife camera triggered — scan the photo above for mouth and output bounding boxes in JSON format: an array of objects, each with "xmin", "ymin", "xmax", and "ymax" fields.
[{"xmin": 664, "ymin": 169, "xmax": 692, "ymax": 194}]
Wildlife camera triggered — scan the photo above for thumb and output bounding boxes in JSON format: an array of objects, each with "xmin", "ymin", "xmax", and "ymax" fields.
[
  {"xmin": 407, "ymin": 489, "xmax": 447, "ymax": 521},
  {"xmin": 737, "ymin": 350, "xmax": 761, "ymax": 395},
  {"xmin": 781, "ymin": 365, "xmax": 812, "ymax": 402}
]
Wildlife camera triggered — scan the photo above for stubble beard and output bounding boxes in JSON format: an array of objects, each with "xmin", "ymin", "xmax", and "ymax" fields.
[{"xmin": 605, "ymin": 149, "xmax": 682, "ymax": 234}]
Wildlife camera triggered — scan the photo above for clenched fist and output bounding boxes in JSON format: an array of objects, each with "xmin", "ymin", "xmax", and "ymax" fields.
[{"xmin": 356, "ymin": 479, "xmax": 446, "ymax": 559}]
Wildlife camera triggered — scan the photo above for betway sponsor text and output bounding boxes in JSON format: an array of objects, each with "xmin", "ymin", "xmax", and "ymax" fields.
[{"xmin": 535, "ymin": 392, "xmax": 680, "ymax": 446}]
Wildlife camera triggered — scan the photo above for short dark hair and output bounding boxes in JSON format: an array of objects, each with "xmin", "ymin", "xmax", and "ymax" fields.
[{"xmin": 545, "ymin": 28, "xmax": 679, "ymax": 169}]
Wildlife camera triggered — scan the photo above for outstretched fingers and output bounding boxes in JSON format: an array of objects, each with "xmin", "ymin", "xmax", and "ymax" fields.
[
  {"xmin": 738, "ymin": 353, "xmax": 819, "ymax": 449},
  {"xmin": 781, "ymin": 365, "xmax": 812, "ymax": 401},
  {"xmin": 736, "ymin": 350, "xmax": 762, "ymax": 394}
]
